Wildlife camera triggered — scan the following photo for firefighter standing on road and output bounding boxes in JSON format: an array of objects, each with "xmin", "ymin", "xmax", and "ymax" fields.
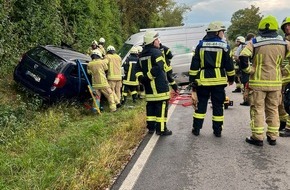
[
  {"xmin": 189, "ymin": 21, "xmax": 235, "ymax": 137},
  {"xmin": 232, "ymin": 36, "xmax": 245, "ymax": 93},
  {"xmin": 239, "ymin": 15, "xmax": 290, "ymax": 146},
  {"xmin": 279, "ymin": 16, "xmax": 290, "ymax": 137},
  {"xmin": 135, "ymin": 30, "xmax": 172, "ymax": 136}
]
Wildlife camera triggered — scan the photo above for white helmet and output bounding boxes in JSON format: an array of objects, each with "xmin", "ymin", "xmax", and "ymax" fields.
[
  {"xmin": 206, "ymin": 21, "xmax": 226, "ymax": 32},
  {"xmin": 92, "ymin": 40, "xmax": 98, "ymax": 45},
  {"xmin": 130, "ymin": 47, "xmax": 139, "ymax": 54},
  {"xmin": 91, "ymin": 49, "xmax": 102, "ymax": 58},
  {"xmin": 99, "ymin": 37, "xmax": 105, "ymax": 43},
  {"xmin": 144, "ymin": 30, "xmax": 159, "ymax": 45},
  {"xmin": 107, "ymin": 45, "xmax": 115, "ymax": 52},
  {"xmin": 236, "ymin": 36, "xmax": 245, "ymax": 43},
  {"xmin": 136, "ymin": 45, "xmax": 143, "ymax": 53}
]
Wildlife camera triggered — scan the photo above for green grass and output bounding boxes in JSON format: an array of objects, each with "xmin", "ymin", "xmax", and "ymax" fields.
[{"xmin": 0, "ymin": 76, "xmax": 147, "ymax": 189}]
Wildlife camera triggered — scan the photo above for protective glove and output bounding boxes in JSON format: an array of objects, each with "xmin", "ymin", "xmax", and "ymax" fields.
[
  {"xmin": 138, "ymin": 75, "xmax": 149, "ymax": 84},
  {"xmin": 171, "ymin": 83, "xmax": 178, "ymax": 93},
  {"xmin": 191, "ymin": 91, "xmax": 198, "ymax": 110}
]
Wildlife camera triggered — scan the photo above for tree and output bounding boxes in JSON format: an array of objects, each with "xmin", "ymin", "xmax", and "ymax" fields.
[
  {"xmin": 116, "ymin": 0, "xmax": 190, "ymax": 38},
  {"xmin": 227, "ymin": 5, "xmax": 262, "ymax": 41}
]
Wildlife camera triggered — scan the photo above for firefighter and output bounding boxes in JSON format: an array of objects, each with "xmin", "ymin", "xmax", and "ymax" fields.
[
  {"xmin": 122, "ymin": 46, "xmax": 139, "ymax": 104},
  {"xmin": 279, "ymin": 16, "xmax": 290, "ymax": 137},
  {"xmin": 87, "ymin": 40, "xmax": 99, "ymax": 56},
  {"xmin": 98, "ymin": 37, "xmax": 106, "ymax": 57},
  {"xmin": 135, "ymin": 30, "xmax": 172, "ymax": 136},
  {"xmin": 136, "ymin": 45, "xmax": 146, "ymax": 99},
  {"xmin": 239, "ymin": 15, "xmax": 290, "ymax": 146},
  {"xmin": 87, "ymin": 49, "xmax": 117, "ymax": 112},
  {"xmin": 159, "ymin": 43, "xmax": 178, "ymax": 94},
  {"xmin": 106, "ymin": 45, "xmax": 122, "ymax": 106},
  {"xmin": 189, "ymin": 21, "xmax": 235, "ymax": 137},
  {"xmin": 235, "ymin": 33, "xmax": 256, "ymax": 106},
  {"xmin": 232, "ymin": 36, "xmax": 245, "ymax": 93}
]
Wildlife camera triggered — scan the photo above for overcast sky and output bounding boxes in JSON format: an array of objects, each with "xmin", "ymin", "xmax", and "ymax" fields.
[{"xmin": 176, "ymin": 0, "xmax": 290, "ymax": 27}]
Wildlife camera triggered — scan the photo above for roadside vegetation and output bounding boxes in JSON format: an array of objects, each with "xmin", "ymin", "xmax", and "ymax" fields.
[{"xmin": 0, "ymin": 77, "xmax": 147, "ymax": 189}]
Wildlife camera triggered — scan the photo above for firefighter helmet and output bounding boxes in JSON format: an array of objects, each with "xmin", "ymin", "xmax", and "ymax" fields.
[
  {"xmin": 136, "ymin": 45, "xmax": 143, "ymax": 53},
  {"xmin": 206, "ymin": 21, "xmax": 226, "ymax": 32},
  {"xmin": 91, "ymin": 49, "xmax": 102, "ymax": 58},
  {"xmin": 92, "ymin": 40, "xmax": 98, "ymax": 45},
  {"xmin": 99, "ymin": 37, "xmax": 105, "ymax": 43},
  {"xmin": 144, "ymin": 30, "xmax": 159, "ymax": 45},
  {"xmin": 258, "ymin": 15, "xmax": 279, "ymax": 31},
  {"xmin": 236, "ymin": 36, "xmax": 245, "ymax": 43},
  {"xmin": 130, "ymin": 47, "xmax": 138, "ymax": 54},
  {"xmin": 281, "ymin": 16, "xmax": 290, "ymax": 32},
  {"xmin": 107, "ymin": 45, "xmax": 115, "ymax": 52}
]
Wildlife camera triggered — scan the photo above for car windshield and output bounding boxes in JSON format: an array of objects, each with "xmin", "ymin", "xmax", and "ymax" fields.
[
  {"xmin": 118, "ymin": 43, "xmax": 133, "ymax": 59},
  {"xmin": 28, "ymin": 47, "xmax": 65, "ymax": 72}
]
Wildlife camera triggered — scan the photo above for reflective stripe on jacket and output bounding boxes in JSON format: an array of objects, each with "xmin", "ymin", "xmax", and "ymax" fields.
[
  {"xmin": 87, "ymin": 58, "xmax": 110, "ymax": 89},
  {"xmin": 240, "ymin": 35, "xmax": 290, "ymax": 91},
  {"xmin": 106, "ymin": 53, "xmax": 122, "ymax": 81},
  {"xmin": 189, "ymin": 36, "xmax": 235, "ymax": 86},
  {"xmin": 135, "ymin": 44, "xmax": 170, "ymax": 101},
  {"xmin": 123, "ymin": 54, "xmax": 139, "ymax": 86}
]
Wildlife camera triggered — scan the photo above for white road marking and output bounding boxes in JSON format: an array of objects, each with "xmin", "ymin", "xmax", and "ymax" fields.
[{"xmin": 119, "ymin": 102, "xmax": 179, "ymax": 190}]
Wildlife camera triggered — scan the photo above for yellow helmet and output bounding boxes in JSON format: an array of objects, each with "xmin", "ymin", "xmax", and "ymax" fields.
[
  {"xmin": 258, "ymin": 15, "xmax": 279, "ymax": 31},
  {"xmin": 206, "ymin": 21, "xmax": 226, "ymax": 32},
  {"xmin": 130, "ymin": 47, "xmax": 138, "ymax": 54},
  {"xmin": 281, "ymin": 16, "xmax": 290, "ymax": 32},
  {"xmin": 144, "ymin": 30, "xmax": 159, "ymax": 45},
  {"xmin": 236, "ymin": 36, "xmax": 245, "ymax": 43}
]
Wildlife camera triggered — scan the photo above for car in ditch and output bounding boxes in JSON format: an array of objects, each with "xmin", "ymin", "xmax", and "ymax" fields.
[{"xmin": 13, "ymin": 45, "xmax": 92, "ymax": 102}]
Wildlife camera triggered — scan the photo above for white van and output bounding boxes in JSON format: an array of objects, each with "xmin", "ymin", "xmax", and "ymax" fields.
[{"xmin": 118, "ymin": 25, "xmax": 207, "ymax": 85}]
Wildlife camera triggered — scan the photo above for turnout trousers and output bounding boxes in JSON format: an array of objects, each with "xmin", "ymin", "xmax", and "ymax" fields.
[
  {"xmin": 193, "ymin": 85, "xmax": 226, "ymax": 132},
  {"xmin": 249, "ymin": 90, "xmax": 281, "ymax": 140},
  {"xmin": 146, "ymin": 100, "xmax": 169, "ymax": 133}
]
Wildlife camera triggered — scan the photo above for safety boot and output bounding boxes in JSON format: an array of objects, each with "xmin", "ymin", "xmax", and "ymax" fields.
[
  {"xmin": 279, "ymin": 128, "xmax": 290, "ymax": 137},
  {"xmin": 213, "ymin": 125, "xmax": 222, "ymax": 137},
  {"xmin": 156, "ymin": 129, "xmax": 172, "ymax": 136},
  {"xmin": 266, "ymin": 135, "xmax": 276, "ymax": 146},
  {"xmin": 192, "ymin": 128, "xmax": 200, "ymax": 136},
  {"xmin": 245, "ymin": 136, "xmax": 263, "ymax": 146},
  {"xmin": 279, "ymin": 121, "xmax": 286, "ymax": 131}
]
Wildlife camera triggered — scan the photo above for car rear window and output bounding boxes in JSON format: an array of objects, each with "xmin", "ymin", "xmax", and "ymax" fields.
[{"xmin": 28, "ymin": 47, "xmax": 65, "ymax": 72}]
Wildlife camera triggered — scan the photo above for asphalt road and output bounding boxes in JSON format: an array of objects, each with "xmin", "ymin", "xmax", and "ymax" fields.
[{"xmin": 111, "ymin": 85, "xmax": 290, "ymax": 190}]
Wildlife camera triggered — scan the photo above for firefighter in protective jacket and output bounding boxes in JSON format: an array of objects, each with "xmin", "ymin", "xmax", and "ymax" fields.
[
  {"xmin": 279, "ymin": 16, "xmax": 290, "ymax": 137},
  {"xmin": 239, "ymin": 15, "xmax": 290, "ymax": 146},
  {"xmin": 135, "ymin": 30, "xmax": 172, "ymax": 136},
  {"xmin": 87, "ymin": 49, "xmax": 117, "ymax": 112},
  {"xmin": 189, "ymin": 21, "xmax": 235, "ymax": 137},
  {"xmin": 122, "ymin": 46, "xmax": 139, "ymax": 104}
]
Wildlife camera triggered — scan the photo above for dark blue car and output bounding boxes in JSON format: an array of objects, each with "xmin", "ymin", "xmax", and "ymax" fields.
[{"xmin": 13, "ymin": 45, "xmax": 92, "ymax": 102}]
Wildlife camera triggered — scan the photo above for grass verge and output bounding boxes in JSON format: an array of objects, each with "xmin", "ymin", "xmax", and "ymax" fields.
[{"xmin": 0, "ymin": 77, "xmax": 147, "ymax": 189}]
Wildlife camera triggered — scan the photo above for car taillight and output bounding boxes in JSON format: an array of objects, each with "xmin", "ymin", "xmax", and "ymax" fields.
[{"xmin": 52, "ymin": 73, "xmax": 67, "ymax": 88}]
